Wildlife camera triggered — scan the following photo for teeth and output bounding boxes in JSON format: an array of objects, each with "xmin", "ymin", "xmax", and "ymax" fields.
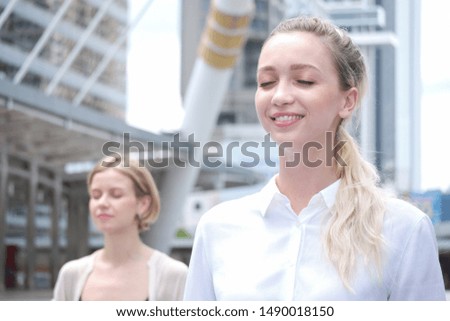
[{"xmin": 273, "ymin": 115, "xmax": 302, "ymax": 121}]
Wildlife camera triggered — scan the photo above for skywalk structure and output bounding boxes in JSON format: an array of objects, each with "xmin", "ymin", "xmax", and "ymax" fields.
[{"xmin": 0, "ymin": 0, "xmax": 169, "ymax": 291}]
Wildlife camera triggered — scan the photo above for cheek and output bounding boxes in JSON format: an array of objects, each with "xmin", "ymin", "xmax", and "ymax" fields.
[
  {"xmin": 122, "ymin": 198, "xmax": 140, "ymax": 212},
  {"xmin": 254, "ymin": 92, "xmax": 267, "ymax": 121}
]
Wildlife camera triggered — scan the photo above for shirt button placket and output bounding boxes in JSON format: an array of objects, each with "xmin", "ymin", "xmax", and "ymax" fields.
[
  {"xmin": 291, "ymin": 223, "xmax": 301, "ymax": 268},
  {"xmin": 289, "ymin": 220, "xmax": 302, "ymax": 299}
]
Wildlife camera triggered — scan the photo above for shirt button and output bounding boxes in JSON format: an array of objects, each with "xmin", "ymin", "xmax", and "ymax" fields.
[{"xmin": 296, "ymin": 222, "xmax": 301, "ymax": 228}]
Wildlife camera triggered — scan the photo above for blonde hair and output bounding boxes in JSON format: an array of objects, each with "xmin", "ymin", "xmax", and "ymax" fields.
[
  {"xmin": 87, "ymin": 154, "xmax": 161, "ymax": 232},
  {"xmin": 268, "ymin": 16, "xmax": 386, "ymax": 288}
]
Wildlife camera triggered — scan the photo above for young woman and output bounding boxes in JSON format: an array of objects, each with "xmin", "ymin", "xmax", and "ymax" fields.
[
  {"xmin": 183, "ymin": 16, "xmax": 446, "ymax": 300},
  {"xmin": 53, "ymin": 155, "xmax": 187, "ymax": 300}
]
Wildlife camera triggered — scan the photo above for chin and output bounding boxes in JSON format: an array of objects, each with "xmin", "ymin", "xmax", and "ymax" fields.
[{"xmin": 270, "ymin": 132, "xmax": 301, "ymax": 147}]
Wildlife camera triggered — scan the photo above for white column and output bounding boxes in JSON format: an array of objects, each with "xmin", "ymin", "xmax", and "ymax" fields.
[
  {"xmin": 395, "ymin": 0, "xmax": 421, "ymax": 192},
  {"xmin": 144, "ymin": 0, "xmax": 254, "ymax": 254}
]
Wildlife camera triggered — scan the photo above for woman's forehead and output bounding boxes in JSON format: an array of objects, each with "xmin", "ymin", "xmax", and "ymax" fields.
[{"xmin": 258, "ymin": 32, "xmax": 336, "ymax": 73}]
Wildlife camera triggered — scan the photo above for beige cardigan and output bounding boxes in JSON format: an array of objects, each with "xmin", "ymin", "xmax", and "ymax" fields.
[{"xmin": 52, "ymin": 250, "xmax": 188, "ymax": 301}]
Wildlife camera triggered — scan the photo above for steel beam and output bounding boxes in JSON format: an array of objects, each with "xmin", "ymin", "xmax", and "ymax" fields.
[
  {"xmin": 0, "ymin": 43, "xmax": 126, "ymax": 107},
  {"xmin": 73, "ymin": 0, "xmax": 155, "ymax": 105},
  {"xmin": 0, "ymin": 0, "xmax": 127, "ymax": 63},
  {"xmin": 0, "ymin": 0, "xmax": 19, "ymax": 30},
  {"xmin": 13, "ymin": 0, "xmax": 73, "ymax": 84},
  {"xmin": 0, "ymin": 78, "xmax": 166, "ymax": 147},
  {"xmin": 46, "ymin": 0, "xmax": 114, "ymax": 95}
]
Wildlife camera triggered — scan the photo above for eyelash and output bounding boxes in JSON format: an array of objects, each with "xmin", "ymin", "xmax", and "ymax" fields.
[
  {"xmin": 297, "ymin": 80, "xmax": 314, "ymax": 85},
  {"xmin": 90, "ymin": 192, "xmax": 123, "ymax": 199},
  {"xmin": 258, "ymin": 80, "xmax": 314, "ymax": 88},
  {"xmin": 259, "ymin": 81, "xmax": 274, "ymax": 88}
]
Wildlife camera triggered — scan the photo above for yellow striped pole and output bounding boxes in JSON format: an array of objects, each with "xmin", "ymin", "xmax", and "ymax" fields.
[{"xmin": 145, "ymin": 0, "xmax": 255, "ymax": 254}]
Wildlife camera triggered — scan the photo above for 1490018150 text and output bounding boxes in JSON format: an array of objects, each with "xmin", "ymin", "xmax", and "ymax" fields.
[{"xmin": 259, "ymin": 305, "xmax": 335, "ymax": 317}]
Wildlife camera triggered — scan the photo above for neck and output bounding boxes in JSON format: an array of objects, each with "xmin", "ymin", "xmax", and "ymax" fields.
[
  {"xmin": 101, "ymin": 231, "xmax": 150, "ymax": 265},
  {"xmin": 277, "ymin": 153, "xmax": 338, "ymax": 214}
]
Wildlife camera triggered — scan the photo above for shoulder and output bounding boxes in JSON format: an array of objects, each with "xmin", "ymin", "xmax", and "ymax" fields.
[
  {"xmin": 58, "ymin": 254, "xmax": 94, "ymax": 278},
  {"xmin": 383, "ymin": 197, "xmax": 435, "ymax": 242},
  {"xmin": 150, "ymin": 250, "xmax": 188, "ymax": 278},
  {"xmin": 53, "ymin": 254, "xmax": 94, "ymax": 300},
  {"xmin": 384, "ymin": 197, "xmax": 430, "ymax": 225}
]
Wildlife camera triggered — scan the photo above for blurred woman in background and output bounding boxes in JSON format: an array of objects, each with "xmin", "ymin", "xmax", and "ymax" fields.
[{"xmin": 53, "ymin": 154, "xmax": 187, "ymax": 300}]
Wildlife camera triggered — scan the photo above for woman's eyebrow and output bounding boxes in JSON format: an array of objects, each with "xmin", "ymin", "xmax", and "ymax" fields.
[{"xmin": 290, "ymin": 63, "xmax": 320, "ymax": 72}]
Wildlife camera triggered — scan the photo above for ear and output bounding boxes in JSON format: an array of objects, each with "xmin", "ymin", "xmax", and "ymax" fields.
[
  {"xmin": 339, "ymin": 87, "xmax": 358, "ymax": 119},
  {"xmin": 137, "ymin": 195, "xmax": 151, "ymax": 215}
]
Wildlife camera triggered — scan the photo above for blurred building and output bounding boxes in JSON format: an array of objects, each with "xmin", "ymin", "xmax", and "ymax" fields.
[{"xmin": 0, "ymin": 0, "xmax": 167, "ymax": 291}]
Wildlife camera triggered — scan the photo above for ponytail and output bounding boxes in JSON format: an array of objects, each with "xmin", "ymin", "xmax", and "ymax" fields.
[{"xmin": 324, "ymin": 125, "xmax": 386, "ymax": 290}]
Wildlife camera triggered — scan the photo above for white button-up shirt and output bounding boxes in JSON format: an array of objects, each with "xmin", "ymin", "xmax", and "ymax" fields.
[{"xmin": 183, "ymin": 176, "xmax": 446, "ymax": 300}]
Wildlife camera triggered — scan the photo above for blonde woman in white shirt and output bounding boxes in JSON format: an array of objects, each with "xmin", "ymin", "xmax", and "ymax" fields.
[
  {"xmin": 53, "ymin": 155, "xmax": 187, "ymax": 300},
  {"xmin": 183, "ymin": 16, "xmax": 446, "ymax": 300}
]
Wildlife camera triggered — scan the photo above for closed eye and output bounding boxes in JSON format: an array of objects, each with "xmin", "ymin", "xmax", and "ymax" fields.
[
  {"xmin": 258, "ymin": 81, "xmax": 275, "ymax": 88},
  {"xmin": 90, "ymin": 190, "xmax": 102, "ymax": 199},
  {"xmin": 297, "ymin": 80, "xmax": 314, "ymax": 86},
  {"xmin": 111, "ymin": 189, "xmax": 124, "ymax": 198}
]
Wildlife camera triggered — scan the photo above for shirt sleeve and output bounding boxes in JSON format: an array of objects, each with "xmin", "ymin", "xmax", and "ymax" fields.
[
  {"xmin": 52, "ymin": 266, "xmax": 67, "ymax": 300},
  {"xmin": 52, "ymin": 261, "xmax": 78, "ymax": 301},
  {"xmin": 183, "ymin": 218, "xmax": 216, "ymax": 300},
  {"xmin": 389, "ymin": 215, "xmax": 446, "ymax": 300}
]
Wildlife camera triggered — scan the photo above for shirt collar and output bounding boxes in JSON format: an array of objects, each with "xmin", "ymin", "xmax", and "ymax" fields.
[
  {"xmin": 320, "ymin": 179, "xmax": 341, "ymax": 209},
  {"xmin": 256, "ymin": 175, "xmax": 280, "ymax": 216},
  {"xmin": 256, "ymin": 175, "xmax": 341, "ymax": 216}
]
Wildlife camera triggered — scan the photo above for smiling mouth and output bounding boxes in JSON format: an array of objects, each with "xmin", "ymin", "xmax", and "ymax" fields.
[{"xmin": 270, "ymin": 115, "xmax": 303, "ymax": 121}]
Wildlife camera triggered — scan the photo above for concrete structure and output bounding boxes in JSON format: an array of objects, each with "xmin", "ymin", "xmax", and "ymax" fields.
[
  {"xmin": 146, "ymin": 0, "xmax": 257, "ymax": 254},
  {"xmin": 0, "ymin": 0, "xmax": 169, "ymax": 292}
]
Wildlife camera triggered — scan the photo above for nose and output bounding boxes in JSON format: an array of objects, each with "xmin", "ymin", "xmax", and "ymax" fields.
[{"xmin": 271, "ymin": 80, "xmax": 294, "ymax": 107}]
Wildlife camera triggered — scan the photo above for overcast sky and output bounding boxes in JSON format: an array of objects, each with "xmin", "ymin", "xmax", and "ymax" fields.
[
  {"xmin": 125, "ymin": 0, "xmax": 450, "ymax": 192},
  {"xmin": 126, "ymin": 0, "xmax": 183, "ymax": 134}
]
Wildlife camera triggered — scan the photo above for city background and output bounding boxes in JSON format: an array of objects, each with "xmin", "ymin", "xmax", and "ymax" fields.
[{"xmin": 0, "ymin": 0, "xmax": 449, "ymax": 299}]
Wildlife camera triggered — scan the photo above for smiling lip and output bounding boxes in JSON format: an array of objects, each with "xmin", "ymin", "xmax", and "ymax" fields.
[{"xmin": 270, "ymin": 113, "xmax": 303, "ymax": 127}]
